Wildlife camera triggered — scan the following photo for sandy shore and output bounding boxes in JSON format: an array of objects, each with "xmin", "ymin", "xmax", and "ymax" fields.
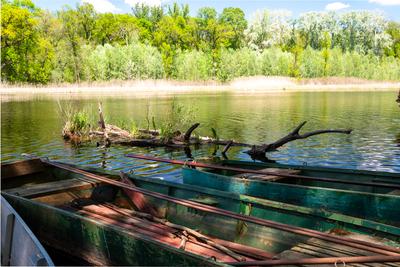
[{"xmin": 1, "ymin": 77, "xmax": 399, "ymax": 101}]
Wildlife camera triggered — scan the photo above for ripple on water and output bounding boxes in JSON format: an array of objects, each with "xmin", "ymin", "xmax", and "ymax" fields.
[{"xmin": 1, "ymin": 91, "xmax": 399, "ymax": 182}]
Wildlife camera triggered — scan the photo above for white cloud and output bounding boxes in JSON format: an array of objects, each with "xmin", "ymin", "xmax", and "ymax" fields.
[
  {"xmin": 325, "ymin": 2, "xmax": 350, "ymax": 11},
  {"xmin": 369, "ymin": 0, "xmax": 400, "ymax": 5},
  {"xmin": 124, "ymin": 0, "xmax": 162, "ymax": 7},
  {"xmin": 81, "ymin": 0, "xmax": 120, "ymax": 13}
]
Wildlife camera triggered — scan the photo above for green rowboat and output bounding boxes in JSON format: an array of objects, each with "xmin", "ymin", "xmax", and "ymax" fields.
[
  {"xmin": 2, "ymin": 159, "xmax": 400, "ymax": 266},
  {"xmin": 213, "ymin": 159, "xmax": 400, "ymax": 194},
  {"xmin": 125, "ymin": 154, "xmax": 400, "ymax": 227},
  {"xmin": 181, "ymin": 165, "xmax": 400, "ymax": 227}
]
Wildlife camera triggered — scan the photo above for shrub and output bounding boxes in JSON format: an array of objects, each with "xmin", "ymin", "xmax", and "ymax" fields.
[
  {"xmin": 258, "ymin": 47, "xmax": 293, "ymax": 76},
  {"xmin": 218, "ymin": 48, "xmax": 259, "ymax": 81},
  {"xmin": 299, "ymin": 47, "xmax": 325, "ymax": 78},
  {"xmin": 84, "ymin": 43, "xmax": 164, "ymax": 81},
  {"xmin": 173, "ymin": 50, "xmax": 212, "ymax": 80}
]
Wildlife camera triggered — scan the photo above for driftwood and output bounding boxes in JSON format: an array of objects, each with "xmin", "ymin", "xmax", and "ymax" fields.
[
  {"xmin": 90, "ymin": 122, "xmax": 202, "ymax": 148},
  {"xmin": 89, "ymin": 121, "xmax": 351, "ymax": 160},
  {"xmin": 245, "ymin": 121, "xmax": 352, "ymax": 158},
  {"xmin": 98, "ymin": 102, "xmax": 111, "ymax": 147},
  {"xmin": 64, "ymin": 103, "xmax": 352, "ymax": 159}
]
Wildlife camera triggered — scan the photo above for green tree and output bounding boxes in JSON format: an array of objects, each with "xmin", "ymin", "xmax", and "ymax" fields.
[
  {"xmin": 153, "ymin": 12, "xmax": 195, "ymax": 76},
  {"xmin": 385, "ymin": 21, "xmax": 400, "ymax": 58},
  {"xmin": 219, "ymin": 7, "xmax": 247, "ymax": 49},
  {"xmin": 1, "ymin": 0, "xmax": 53, "ymax": 83},
  {"xmin": 196, "ymin": 7, "xmax": 234, "ymax": 76},
  {"xmin": 321, "ymin": 32, "xmax": 332, "ymax": 76},
  {"xmin": 76, "ymin": 3, "xmax": 97, "ymax": 41},
  {"xmin": 57, "ymin": 6, "xmax": 85, "ymax": 82}
]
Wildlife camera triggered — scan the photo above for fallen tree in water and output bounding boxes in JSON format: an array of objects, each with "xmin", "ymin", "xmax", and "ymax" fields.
[
  {"xmin": 62, "ymin": 103, "xmax": 352, "ymax": 159},
  {"xmin": 245, "ymin": 121, "xmax": 352, "ymax": 158}
]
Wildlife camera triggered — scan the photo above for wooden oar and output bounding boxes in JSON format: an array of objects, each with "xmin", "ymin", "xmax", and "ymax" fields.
[
  {"xmin": 125, "ymin": 154, "xmax": 400, "ymax": 190},
  {"xmin": 40, "ymin": 158, "xmax": 400, "ymax": 256}
]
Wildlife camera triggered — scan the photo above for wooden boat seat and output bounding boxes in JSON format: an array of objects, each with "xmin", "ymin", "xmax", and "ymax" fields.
[
  {"xmin": 234, "ymin": 168, "xmax": 300, "ymax": 182},
  {"xmin": 276, "ymin": 237, "xmax": 399, "ymax": 267},
  {"xmin": 4, "ymin": 178, "xmax": 98, "ymax": 198}
]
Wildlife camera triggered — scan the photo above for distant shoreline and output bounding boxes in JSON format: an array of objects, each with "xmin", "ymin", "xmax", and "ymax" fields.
[{"xmin": 1, "ymin": 77, "xmax": 399, "ymax": 101}]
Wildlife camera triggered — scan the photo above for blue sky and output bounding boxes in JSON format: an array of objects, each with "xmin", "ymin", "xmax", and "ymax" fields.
[{"xmin": 32, "ymin": 0, "xmax": 400, "ymax": 21}]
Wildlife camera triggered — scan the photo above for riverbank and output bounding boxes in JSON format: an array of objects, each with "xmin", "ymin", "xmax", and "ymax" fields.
[{"xmin": 1, "ymin": 77, "xmax": 399, "ymax": 101}]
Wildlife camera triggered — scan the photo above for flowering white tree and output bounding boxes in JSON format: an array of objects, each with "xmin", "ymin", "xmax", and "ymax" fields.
[
  {"xmin": 296, "ymin": 12, "xmax": 341, "ymax": 49},
  {"xmin": 245, "ymin": 9, "xmax": 392, "ymax": 55},
  {"xmin": 245, "ymin": 9, "xmax": 292, "ymax": 51},
  {"xmin": 338, "ymin": 11, "xmax": 392, "ymax": 54}
]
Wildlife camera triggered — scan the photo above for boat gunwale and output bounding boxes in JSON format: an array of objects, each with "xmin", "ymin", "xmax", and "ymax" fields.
[
  {"xmin": 186, "ymin": 167, "xmax": 400, "ymax": 198},
  {"xmin": 221, "ymin": 160, "xmax": 400, "ymax": 178}
]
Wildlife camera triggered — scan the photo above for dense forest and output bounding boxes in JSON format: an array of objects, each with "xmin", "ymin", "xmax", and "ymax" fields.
[{"xmin": 1, "ymin": 0, "xmax": 400, "ymax": 84}]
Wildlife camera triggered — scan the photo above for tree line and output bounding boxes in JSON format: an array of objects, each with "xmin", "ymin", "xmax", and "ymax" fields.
[{"xmin": 1, "ymin": 0, "xmax": 400, "ymax": 84}]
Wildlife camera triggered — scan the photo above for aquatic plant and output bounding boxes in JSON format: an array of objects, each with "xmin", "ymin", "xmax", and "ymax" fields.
[
  {"xmin": 62, "ymin": 111, "xmax": 91, "ymax": 137},
  {"xmin": 159, "ymin": 99, "xmax": 197, "ymax": 140}
]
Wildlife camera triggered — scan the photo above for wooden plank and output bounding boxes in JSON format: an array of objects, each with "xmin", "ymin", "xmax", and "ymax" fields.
[
  {"xmin": 4, "ymin": 178, "xmax": 97, "ymax": 198},
  {"xmin": 277, "ymin": 238, "xmax": 397, "ymax": 267},
  {"xmin": 1, "ymin": 159, "xmax": 45, "ymax": 179}
]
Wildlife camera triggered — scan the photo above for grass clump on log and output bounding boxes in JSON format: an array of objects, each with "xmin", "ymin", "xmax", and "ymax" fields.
[
  {"xmin": 60, "ymin": 104, "xmax": 92, "ymax": 142},
  {"xmin": 159, "ymin": 99, "xmax": 197, "ymax": 141}
]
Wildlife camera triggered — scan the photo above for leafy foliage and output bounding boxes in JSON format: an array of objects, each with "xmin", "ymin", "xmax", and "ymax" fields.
[
  {"xmin": 1, "ymin": 0, "xmax": 53, "ymax": 83},
  {"xmin": 1, "ymin": 1, "xmax": 399, "ymax": 84}
]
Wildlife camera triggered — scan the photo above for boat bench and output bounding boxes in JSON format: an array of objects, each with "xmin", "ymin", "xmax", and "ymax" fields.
[
  {"xmin": 234, "ymin": 168, "xmax": 300, "ymax": 182},
  {"xmin": 4, "ymin": 178, "xmax": 98, "ymax": 198}
]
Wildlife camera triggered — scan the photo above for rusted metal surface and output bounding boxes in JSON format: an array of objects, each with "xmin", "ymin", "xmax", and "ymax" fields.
[
  {"xmin": 226, "ymin": 255, "xmax": 400, "ymax": 266},
  {"xmin": 42, "ymin": 159, "xmax": 400, "ymax": 256},
  {"xmin": 125, "ymin": 154, "xmax": 400, "ymax": 189}
]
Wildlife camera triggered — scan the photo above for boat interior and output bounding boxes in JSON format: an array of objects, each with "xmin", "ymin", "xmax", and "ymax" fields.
[{"xmin": 2, "ymin": 159, "xmax": 400, "ymax": 266}]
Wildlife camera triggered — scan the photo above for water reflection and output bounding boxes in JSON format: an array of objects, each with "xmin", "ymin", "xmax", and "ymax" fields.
[{"xmin": 1, "ymin": 91, "xmax": 399, "ymax": 183}]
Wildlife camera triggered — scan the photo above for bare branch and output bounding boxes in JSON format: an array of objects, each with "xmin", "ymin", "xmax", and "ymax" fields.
[
  {"xmin": 247, "ymin": 122, "xmax": 352, "ymax": 157},
  {"xmin": 222, "ymin": 140, "xmax": 234, "ymax": 155},
  {"xmin": 184, "ymin": 123, "xmax": 200, "ymax": 141},
  {"xmin": 291, "ymin": 121, "xmax": 307, "ymax": 135}
]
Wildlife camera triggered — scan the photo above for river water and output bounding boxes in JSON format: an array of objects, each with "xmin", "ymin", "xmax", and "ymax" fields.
[{"xmin": 1, "ymin": 91, "xmax": 399, "ymax": 182}]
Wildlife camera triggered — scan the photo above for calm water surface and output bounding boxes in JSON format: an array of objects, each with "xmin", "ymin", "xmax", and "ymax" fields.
[{"xmin": 1, "ymin": 91, "xmax": 399, "ymax": 182}]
